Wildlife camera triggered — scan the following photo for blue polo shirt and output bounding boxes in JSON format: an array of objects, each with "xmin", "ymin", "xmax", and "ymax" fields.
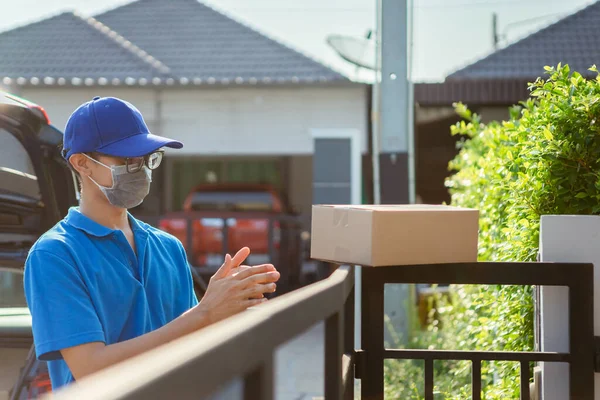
[{"xmin": 23, "ymin": 207, "xmax": 198, "ymax": 390}]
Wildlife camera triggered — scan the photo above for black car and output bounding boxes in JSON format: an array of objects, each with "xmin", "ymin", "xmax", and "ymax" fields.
[{"xmin": 0, "ymin": 91, "xmax": 77, "ymax": 399}]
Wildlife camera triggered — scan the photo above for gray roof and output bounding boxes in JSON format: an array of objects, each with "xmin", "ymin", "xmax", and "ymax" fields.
[
  {"xmin": 0, "ymin": 12, "xmax": 168, "ymax": 85},
  {"xmin": 95, "ymin": 0, "xmax": 346, "ymax": 83},
  {"xmin": 0, "ymin": 0, "xmax": 347, "ymax": 87},
  {"xmin": 447, "ymin": 1, "xmax": 600, "ymax": 81}
]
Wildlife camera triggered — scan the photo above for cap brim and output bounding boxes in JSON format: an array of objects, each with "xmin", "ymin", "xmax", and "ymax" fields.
[{"xmin": 96, "ymin": 133, "xmax": 183, "ymax": 157}]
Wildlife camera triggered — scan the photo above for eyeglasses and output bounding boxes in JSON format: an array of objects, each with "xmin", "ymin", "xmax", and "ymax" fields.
[
  {"xmin": 124, "ymin": 150, "xmax": 164, "ymax": 173},
  {"xmin": 85, "ymin": 150, "xmax": 164, "ymax": 173}
]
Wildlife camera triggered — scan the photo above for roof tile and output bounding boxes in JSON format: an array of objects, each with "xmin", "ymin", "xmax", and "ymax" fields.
[
  {"xmin": 0, "ymin": 12, "xmax": 164, "ymax": 81},
  {"xmin": 94, "ymin": 0, "xmax": 346, "ymax": 82},
  {"xmin": 447, "ymin": 2, "xmax": 600, "ymax": 80}
]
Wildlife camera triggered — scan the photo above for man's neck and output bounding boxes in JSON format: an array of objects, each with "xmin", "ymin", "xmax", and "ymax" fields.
[{"xmin": 79, "ymin": 189, "xmax": 130, "ymax": 231}]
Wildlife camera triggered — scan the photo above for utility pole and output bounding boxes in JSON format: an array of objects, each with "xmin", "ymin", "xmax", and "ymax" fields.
[
  {"xmin": 379, "ymin": 0, "xmax": 411, "ymax": 206},
  {"xmin": 378, "ymin": 0, "xmax": 413, "ymax": 345}
]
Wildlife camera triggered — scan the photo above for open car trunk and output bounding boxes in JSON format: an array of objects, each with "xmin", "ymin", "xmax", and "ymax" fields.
[{"xmin": 0, "ymin": 92, "xmax": 77, "ymax": 400}]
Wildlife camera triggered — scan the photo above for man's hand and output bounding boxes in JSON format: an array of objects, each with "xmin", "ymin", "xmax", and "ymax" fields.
[
  {"xmin": 60, "ymin": 247, "xmax": 279, "ymax": 381},
  {"xmin": 194, "ymin": 247, "xmax": 280, "ymax": 325}
]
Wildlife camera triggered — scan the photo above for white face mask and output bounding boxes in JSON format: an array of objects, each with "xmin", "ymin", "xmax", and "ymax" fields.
[{"xmin": 83, "ymin": 154, "xmax": 152, "ymax": 209}]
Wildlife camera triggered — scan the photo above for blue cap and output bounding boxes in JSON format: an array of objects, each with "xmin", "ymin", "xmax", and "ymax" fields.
[{"xmin": 62, "ymin": 96, "xmax": 183, "ymax": 159}]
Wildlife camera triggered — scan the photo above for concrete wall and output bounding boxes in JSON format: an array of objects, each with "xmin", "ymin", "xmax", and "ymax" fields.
[{"xmin": 20, "ymin": 86, "xmax": 368, "ymax": 156}]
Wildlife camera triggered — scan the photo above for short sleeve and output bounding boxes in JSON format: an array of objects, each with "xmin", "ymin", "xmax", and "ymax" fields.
[
  {"xmin": 175, "ymin": 240, "xmax": 199, "ymax": 309},
  {"xmin": 24, "ymin": 250, "xmax": 105, "ymax": 361}
]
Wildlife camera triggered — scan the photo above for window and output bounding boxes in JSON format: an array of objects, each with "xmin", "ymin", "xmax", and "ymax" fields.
[
  {"xmin": 0, "ymin": 128, "xmax": 36, "ymax": 175},
  {"xmin": 0, "ymin": 267, "xmax": 26, "ymax": 308},
  {"xmin": 0, "ymin": 128, "xmax": 40, "ymax": 200}
]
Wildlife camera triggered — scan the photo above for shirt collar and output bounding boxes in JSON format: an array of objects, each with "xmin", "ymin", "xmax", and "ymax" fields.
[{"xmin": 65, "ymin": 207, "xmax": 147, "ymax": 237}]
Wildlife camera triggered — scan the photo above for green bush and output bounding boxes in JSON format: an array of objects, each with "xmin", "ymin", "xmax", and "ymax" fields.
[{"xmin": 385, "ymin": 64, "xmax": 600, "ymax": 398}]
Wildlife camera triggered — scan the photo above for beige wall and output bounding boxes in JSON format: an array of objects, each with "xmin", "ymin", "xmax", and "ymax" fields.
[{"xmin": 20, "ymin": 85, "xmax": 368, "ymax": 156}]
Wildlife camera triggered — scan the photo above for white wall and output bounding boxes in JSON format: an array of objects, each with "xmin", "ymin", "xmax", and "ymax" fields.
[
  {"xmin": 161, "ymin": 86, "xmax": 367, "ymax": 156},
  {"xmin": 20, "ymin": 88, "xmax": 157, "ymax": 130},
  {"xmin": 20, "ymin": 85, "xmax": 368, "ymax": 156},
  {"xmin": 539, "ymin": 215, "xmax": 600, "ymax": 399}
]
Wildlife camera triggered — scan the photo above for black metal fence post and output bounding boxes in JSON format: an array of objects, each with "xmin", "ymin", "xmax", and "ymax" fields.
[
  {"xmin": 344, "ymin": 285, "xmax": 355, "ymax": 400},
  {"xmin": 243, "ymin": 356, "xmax": 274, "ymax": 400},
  {"xmin": 361, "ymin": 269, "xmax": 385, "ymax": 400},
  {"xmin": 568, "ymin": 264, "xmax": 595, "ymax": 400},
  {"xmin": 325, "ymin": 311, "xmax": 343, "ymax": 400}
]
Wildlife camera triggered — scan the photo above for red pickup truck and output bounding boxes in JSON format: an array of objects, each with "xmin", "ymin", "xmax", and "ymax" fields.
[{"xmin": 159, "ymin": 183, "xmax": 289, "ymax": 268}]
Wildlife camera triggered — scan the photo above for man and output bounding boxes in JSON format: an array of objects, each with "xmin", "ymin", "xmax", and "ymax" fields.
[{"xmin": 23, "ymin": 96, "xmax": 280, "ymax": 390}]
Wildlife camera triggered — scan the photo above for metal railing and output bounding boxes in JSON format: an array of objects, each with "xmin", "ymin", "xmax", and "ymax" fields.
[
  {"xmin": 357, "ymin": 262, "xmax": 595, "ymax": 400},
  {"xmin": 43, "ymin": 261, "xmax": 595, "ymax": 400},
  {"xmin": 48, "ymin": 265, "xmax": 355, "ymax": 400}
]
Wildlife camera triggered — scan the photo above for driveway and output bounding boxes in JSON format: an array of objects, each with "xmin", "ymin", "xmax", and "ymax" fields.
[{"xmin": 208, "ymin": 322, "xmax": 325, "ymax": 400}]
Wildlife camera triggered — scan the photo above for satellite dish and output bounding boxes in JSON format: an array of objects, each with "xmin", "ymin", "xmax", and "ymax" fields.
[{"xmin": 326, "ymin": 34, "xmax": 376, "ymax": 71}]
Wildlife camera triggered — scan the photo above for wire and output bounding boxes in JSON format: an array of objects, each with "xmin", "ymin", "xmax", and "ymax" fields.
[
  {"xmin": 501, "ymin": 12, "xmax": 566, "ymax": 36},
  {"xmin": 232, "ymin": 0, "xmax": 562, "ymax": 12}
]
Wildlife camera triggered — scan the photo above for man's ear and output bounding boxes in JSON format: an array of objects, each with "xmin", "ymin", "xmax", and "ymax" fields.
[{"xmin": 69, "ymin": 154, "xmax": 92, "ymax": 177}]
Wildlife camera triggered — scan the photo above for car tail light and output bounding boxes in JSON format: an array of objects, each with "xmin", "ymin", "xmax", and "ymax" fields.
[
  {"xmin": 30, "ymin": 106, "xmax": 51, "ymax": 124},
  {"xmin": 28, "ymin": 372, "xmax": 52, "ymax": 399}
]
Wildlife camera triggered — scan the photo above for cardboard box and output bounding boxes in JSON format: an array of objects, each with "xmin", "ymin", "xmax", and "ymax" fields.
[{"xmin": 310, "ymin": 204, "xmax": 479, "ymax": 266}]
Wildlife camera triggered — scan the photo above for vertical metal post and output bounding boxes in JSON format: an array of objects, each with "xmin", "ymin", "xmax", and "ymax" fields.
[
  {"xmin": 424, "ymin": 358, "xmax": 434, "ymax": 400},
  {"xmin": 407, "ymin": 0, "xmax": 416, "ymax": 205},
  {"xmin": 267, "ymin": 217, "xmax": 275, "ymax": 263},
  {"xmin": 379, "ymin": 0, "xmax": 412, "ymax": 348},
  {"xmin": 244, "ymin": 356, "xmax": 274, "ymax": 400},
  {"xmin": 380, "ymin": 0, "xmax": 410, "ymax": 204},
  {"xmin": 520, "ymin": 361, "xmax": 530, "ymax": 400},
  {"xmin": 568, "ymin": 268, "xmax": 595, "ymax": 399},
  {"xmin": 472, "ymin": 359, "xmax": 482, "ymax": 400},
  {"xmin": 222, "ymin": 217, "xmax": 229, "ymax": 260},
  {"xmin": 344, "ymin": 288, "xmax": 355, "ymax": 400},
  {"xmin": 361, "ymin": 269, "xmax": 384, "ymax": 400},
  {"xmin": 371, "ymin": 0, "xmax": 382, "ymax": 206},
  {"xmin": 186, "ymin": 216, "xmax": 193, "ymax": 264},
  {"xmin": 325, "ymin": 311, "xmax": 343, "ymax": 400}
]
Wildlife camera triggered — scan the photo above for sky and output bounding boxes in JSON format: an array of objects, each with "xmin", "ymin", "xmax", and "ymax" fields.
[{"xmin": 0, "ymin": 0, "xmax": 595, "ymax": 82}]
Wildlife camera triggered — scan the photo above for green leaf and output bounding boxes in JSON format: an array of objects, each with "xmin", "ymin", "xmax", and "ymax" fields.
[
  {"xmin": 575, "ymin": 192, "xmax": 588, "ymax": 198},
  {"xmin": 543, "ymin": 128, "xmax": 554, "ymax": 141}
]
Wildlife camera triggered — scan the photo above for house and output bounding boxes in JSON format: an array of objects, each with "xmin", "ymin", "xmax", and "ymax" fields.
[
  {"xmin": 0, "ymin": 0, "xmax": 368, "ymax": 218},
  {"xmin": 412, "ymin": 0, "xmax": 600, "ymax": 204}
]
